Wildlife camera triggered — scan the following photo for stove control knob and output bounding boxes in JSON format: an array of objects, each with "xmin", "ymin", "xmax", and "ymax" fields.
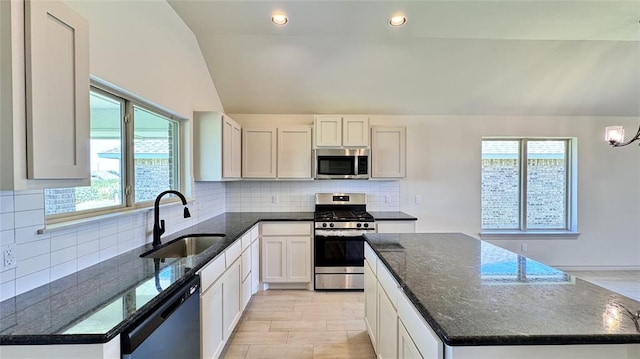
[
  {"xmin": 322, "ymin": 223, "xmax": 327, "ymax": 228},
  {"xmin": 330, "ymin": 223, "xmax": 335, "ymax": 228},
  {"xmin": 364, "ymin": 223, "xmax": 369, "ymax": 228},
  {"xmin": 357, "ymin": 223, "xmax": 362, "ymax": 228}
]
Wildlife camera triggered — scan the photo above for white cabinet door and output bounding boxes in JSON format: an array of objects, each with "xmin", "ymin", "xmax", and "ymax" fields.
[
  {"xmin": 194, "ymin": 112, "xmax": 241, "ymax": 181},
  {"xmin": 377, "ymin": 283, "xmax": 398, "ymax": 359},
  {"xmin": 277, "ymin": 126, "xmax": 312, "ymax": 178},
  {"xmin": 371, "ymin": 126, "xmax": 406, "ymax": 178},
  {"xmin": 201, "ymin": 280, "xmax": 224, "ymax": 359},
  {"xmin": 287, "ymin": 237, "xmax": 311, "ymax": 282},
  {"xmin": 241, "ymin": 274, "xmax": 252, "ymax": 312},
  {"xmin": 251, "ymin": 239, "xmax": 260, "ymax": 294},
  {"xmin": 223, "ymin": 117, "xmax": 242, "ymax": 178},
  {"xmin": 364, "ymin": 260, "xmax": 378, "ymax": 352},
  {"xmin": 261, "ymin": 237, "xmax": 286, "ymax": 282},
  {"xmin": 242, "ymin": 126, "xmax": 277, "ymax": 178},
  {"xmin": 342, "ymin": 116, "xmax": 369, "ymax": 147},
  {"xmin": 398, "ymin": 321, "xmax": 423, "ymax": 359},
  {"xmin": 241, "ymin": 248, "xmax": 251, "ymax": 281},
  {"xmin": 314, "ymin": 115, "xmax": 343, "ymax": 147},
  {"xmin": 223, "ymin": 259, "xmax": 241, "ymax": 339},
  {"xmin": 25, "ymin": 0, "xmax": 89, "ymax": 180}
]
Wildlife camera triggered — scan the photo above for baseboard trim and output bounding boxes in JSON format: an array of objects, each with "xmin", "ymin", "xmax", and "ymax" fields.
[{"xmin": 555, "ymin": 265, "xmax": 640, "ymax": 271}]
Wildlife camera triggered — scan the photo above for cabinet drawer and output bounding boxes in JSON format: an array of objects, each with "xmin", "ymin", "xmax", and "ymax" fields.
[
  {"xmin": 225, "ymin": 240, "xmax": 242, "ymax": 266},
  {"xmin": 250, "ymin": 225, "xmax": 259, "ymax": 243},
  {"xmin": 377, "ymin": 261, "xmax": 399, "ymax": 309},
  {"xmin": 261, "ymin": 222, "xmax": 312, "ymax": 236},
  {"xmin": 364, "ymin": 243, "xmax": 377, "ymax": 274},
  {"xmin": 199, "ymin": 255, "xmax": 226, "ymax": 292},
  {"xmin": 241, "ymin": 231, "xmax": 252, "ymax": 250},
  {"xmin": 398, "ymin": 290, "xmax": 443, "ymax": 359}
]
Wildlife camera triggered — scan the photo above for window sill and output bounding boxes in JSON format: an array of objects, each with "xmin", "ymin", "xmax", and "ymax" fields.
[
  {"xmin": 479, "ymin": 231, "xmax": 581, "ymax": 240},
  {"xmin": 38, "ymin": 199, "xmax": 193, "ymax": 234}
]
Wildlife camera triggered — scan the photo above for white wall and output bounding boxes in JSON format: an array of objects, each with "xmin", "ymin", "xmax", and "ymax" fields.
[
  {"xmin": 0, "ymin": 0, "xmax": 227, "ymax": 301},
  {"xmin": 231, "ymin": 114, "xmax": 640, "ymax": 269}
]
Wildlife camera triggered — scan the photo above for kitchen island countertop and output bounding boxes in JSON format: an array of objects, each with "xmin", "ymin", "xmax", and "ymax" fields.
[{"xmin": 365, "ymin": 232, "xmax": 640, "ymax": 346}]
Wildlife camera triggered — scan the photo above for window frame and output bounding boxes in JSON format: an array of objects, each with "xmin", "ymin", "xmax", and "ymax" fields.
[
  {"xmin": 45, "ymin": 82, "xmax": 186, "ymax": 224},
  {"xmin": 480, "ymin": 137, "xmax": 579, "ymax": 238}
]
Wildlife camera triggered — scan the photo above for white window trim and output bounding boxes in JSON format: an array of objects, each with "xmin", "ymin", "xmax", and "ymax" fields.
[
  {"xmin": 480, "ymin": 137, "xmax": 579, "ymax": 237},
  {"xmin": 43, "ymin": 77, "xmax": 189, "ymax": 226}
]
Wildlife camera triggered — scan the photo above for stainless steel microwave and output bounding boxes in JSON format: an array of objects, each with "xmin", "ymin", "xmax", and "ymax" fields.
[{"xmin": 313, "ymin": 149, "xmax": 370, "ymax": 179}]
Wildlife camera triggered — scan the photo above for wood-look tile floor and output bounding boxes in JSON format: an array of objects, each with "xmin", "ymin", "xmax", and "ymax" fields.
[{"xmin": 221, "ymin": 290, "xmax": 376, "ymax": 359}]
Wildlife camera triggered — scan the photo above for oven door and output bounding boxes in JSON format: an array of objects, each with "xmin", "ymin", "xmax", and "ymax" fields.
[{"xmin": 314, "ymin": 234, "xmax": 364, "ymax": 268}]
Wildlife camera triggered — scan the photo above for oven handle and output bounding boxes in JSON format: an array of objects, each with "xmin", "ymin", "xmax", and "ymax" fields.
[{"xmin": 315, "ymin": 229, "xmax": 373, "ymax": 237}]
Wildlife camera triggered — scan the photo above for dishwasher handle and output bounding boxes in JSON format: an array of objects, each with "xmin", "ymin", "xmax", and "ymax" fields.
[{"xmin": 121, "ymin": 275, "xmax": 200, "ymax": 354}]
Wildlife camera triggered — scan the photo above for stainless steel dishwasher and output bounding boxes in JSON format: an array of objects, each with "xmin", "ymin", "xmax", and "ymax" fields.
[{"xmin": 121, "ymin": 275, "xmax": 200, "ymax": 359}]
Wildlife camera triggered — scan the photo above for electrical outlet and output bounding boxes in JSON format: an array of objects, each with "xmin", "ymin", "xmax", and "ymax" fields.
[
  {"xmin": 521, "ymin": 243, "xmax": 528, "ymax": 252},
  {"xmin": 2, "ymin": 244, "xmax": 17, "ymax": 270},
  {"xmin": 415, "ymin": 195, "xmax": 422, "ymax": 204},
  {"xmin": 271, "ymin": 195, "xmax": 279, "ymax": 204},
  {"xmin": 385, "ymin": 195, "xmax": 391, "ymax": 204}
]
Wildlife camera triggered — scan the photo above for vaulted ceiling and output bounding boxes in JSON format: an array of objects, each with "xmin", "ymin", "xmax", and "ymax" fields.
[{"xmin": 168, "ymin": 0, "xmax": 640, "ymax": 116}]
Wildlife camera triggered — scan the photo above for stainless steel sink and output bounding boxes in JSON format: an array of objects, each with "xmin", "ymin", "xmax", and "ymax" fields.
[{"xmin": 141, "ymin": 234, "xmax": 226, "ymax": 258}]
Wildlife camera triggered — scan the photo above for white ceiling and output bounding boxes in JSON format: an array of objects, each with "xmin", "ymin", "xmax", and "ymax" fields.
[{"xmin": 168, "ymin": 0, "xmax": 640, "ymax": 116}]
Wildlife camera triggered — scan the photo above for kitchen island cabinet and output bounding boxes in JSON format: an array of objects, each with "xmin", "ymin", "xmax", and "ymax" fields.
[{"xmin": 365, "ymin": 233, "xmax": 640, "ymax": 359}]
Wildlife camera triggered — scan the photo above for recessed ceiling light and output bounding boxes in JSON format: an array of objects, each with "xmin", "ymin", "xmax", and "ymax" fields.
[
  {"xmin": 389, "ymin": 15, "xmax": 407, "ymax": 27},
  {"xmin": 271, "ymin": 13, "xmax": 288, "ymax": 26}
]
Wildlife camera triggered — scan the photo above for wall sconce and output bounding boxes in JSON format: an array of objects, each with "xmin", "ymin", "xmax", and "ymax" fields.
[{"xmin": 605, "ymin": 124, "xmax": 640, "ymax": 147}]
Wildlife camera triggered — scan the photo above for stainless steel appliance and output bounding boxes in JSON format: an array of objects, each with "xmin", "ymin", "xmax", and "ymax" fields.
[
  {"xmin": 121, "ymin": 275, "xmax": 200, "ymax": 359},
  {"xmin": 313, "ymin": 148, "xmax": 370, "ymax": 179},
  {"xmin": 314, "ymin": 193, "xmax": 375, "ymax": 290}
]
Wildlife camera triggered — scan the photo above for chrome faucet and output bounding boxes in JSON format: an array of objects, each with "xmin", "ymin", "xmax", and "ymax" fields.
[{"xmin": 153, "ymin": 190, "xmax": 191, "ymax": 246}]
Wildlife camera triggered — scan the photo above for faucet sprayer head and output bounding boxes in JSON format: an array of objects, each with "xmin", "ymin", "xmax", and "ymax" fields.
[{"xmin": 184, "ymin": 207, "xmax": 191, "ymax": 218}]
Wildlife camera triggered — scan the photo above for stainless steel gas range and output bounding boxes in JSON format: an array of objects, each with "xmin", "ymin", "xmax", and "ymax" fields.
[{"xmin": 314, "ymin": 193, "xmax": 375, "ymax": 290}]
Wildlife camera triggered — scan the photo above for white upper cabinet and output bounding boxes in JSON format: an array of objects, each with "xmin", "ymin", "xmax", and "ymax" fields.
[
  {"xmin": 25, "ymin": 0, "xmax": 90, "ymax": 180},
  {"xmin": 314, "ymin": 115, "xmax": 369, "ymax": 148},
  {"xmin": 277, "ymin": 126, "xmax": 312, "ymax": 178},
  {"xmin": 371, "ymin": 126, "xmax": 407, "ymax": 178},
  {"xmin": 242, "ymin": 126, "xmax": 277, "ymax": 178},
  {"xmin": 243, "ymin": 125, "xmax": 313, "ymax": 179},
  {"xmin": 194, "ymin": 112, "xmax": 242, "ymax": 181}
]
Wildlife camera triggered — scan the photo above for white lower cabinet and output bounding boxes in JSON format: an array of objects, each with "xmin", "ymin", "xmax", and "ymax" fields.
[
  {"xmin": 377, "ymin": 282, "xmax": 398, "ymax": 359},
  {"xmin": 200, "ymin": 225, "xmax": 259, "ymax": 359},
  {"xmin": 201, "ymin": 279, "xmax": 224, "ymax": 359},
  {"xmin": 398, "ymin": 321, "xmax": 423, "ymax": 359},
  {"xmin": 260, "ymin": 222, "xmax": 312, "ymax": 285}
]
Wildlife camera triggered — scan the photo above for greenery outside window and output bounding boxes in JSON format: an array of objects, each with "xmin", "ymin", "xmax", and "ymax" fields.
[
  {"xmin": 481, "ymin": 138, "xmax": 577, "ymax": 234},
  {"xmin": 45, "ymin": 85, "xmax": 182, "ymax": 220}
]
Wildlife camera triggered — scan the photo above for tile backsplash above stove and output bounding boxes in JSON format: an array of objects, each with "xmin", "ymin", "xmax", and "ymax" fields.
[{"xmin": 225, "ymin": 180, "xmax": 399, "ymax": 212}]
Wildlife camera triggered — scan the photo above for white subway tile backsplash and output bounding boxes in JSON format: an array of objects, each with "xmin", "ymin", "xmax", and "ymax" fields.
[
  {"xmin": 14, "ymin": 192, "xmax": 44, "ymax": 211},
  {"xmin": 1, "ymin": 230, "xmax": 15, "ymax": 246},
  {"xmin": 0, "ymin": 195, "xmax": 14, "ymax": 214},
  {"xmin": 78, "ymin": 252, "xmax": 100, "ymax": 271},
  {"xmin": 16, "ymin": 253, "xmax": 50, "ymax": 278},
  {"xmin": 13, "ymin": 209, "xmax": 44, "ymax": 228},
  {"xmin": 14, "ymin": 225, "xmax": 50, "ymax": 244},
  {"xmin": 99, "ymin": 220, "xmax": 119, "ymax": 237},
  {"xmin": 118, "ymin": 216, "xmax": 134, "ymax": 231},
  {"xmin": 16, "ymin": 238, "xmax": 51, "ymax": 261},
  {"xmin": 1, "ymin": 280, "xmax": 16, "ymax": 301},
  {"xmin": 77, "ymin": 224, "xmax": 100, "ymax": 244},
  {"xmin": 118, "ymin": 229, "xmax": 134, "ymax": 244},
  {"xmin": 51, "ymin": 259, "xmax": 77, "ymax": 281},
  {"xmin": 1, "ymin": 268, "xmax": 15, "ymax": 283},
  {"xmin": 51, "ymin": 231, "xmax": 77, "ymax": 251},
  {"xmin": 0, "ymin": 212, "xmax": 14, "ymax": 231},
  {"xmin": 77, "ymin": 239, "xmax": 100, "ymax": 257},
  {"xmin": 16, "ymin": 269, "xmax": 49, "ymax": 296},
  {"xmin": 99, "ymin": 246, "xmax": 118, "ymax": 262},
  {"xmin": 100, "ymin": 234, "xmax": 118, "ymax": 250},
  {"xmin": 51, "ymin": 246, "xmax": 77, "ymax": 266}
]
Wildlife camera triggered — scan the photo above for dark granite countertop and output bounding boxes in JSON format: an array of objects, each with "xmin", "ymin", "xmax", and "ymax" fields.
[
  {"xmin": 370, "ymin": 211, "xmax": 417, "ymax": 221},
  {"xmin": 0, "ymin": 212, "xmax": 313, "ymax": 345},
  {"xmin": 365, "ymin": 233, "xmax": 640, "ymax": 346}
]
